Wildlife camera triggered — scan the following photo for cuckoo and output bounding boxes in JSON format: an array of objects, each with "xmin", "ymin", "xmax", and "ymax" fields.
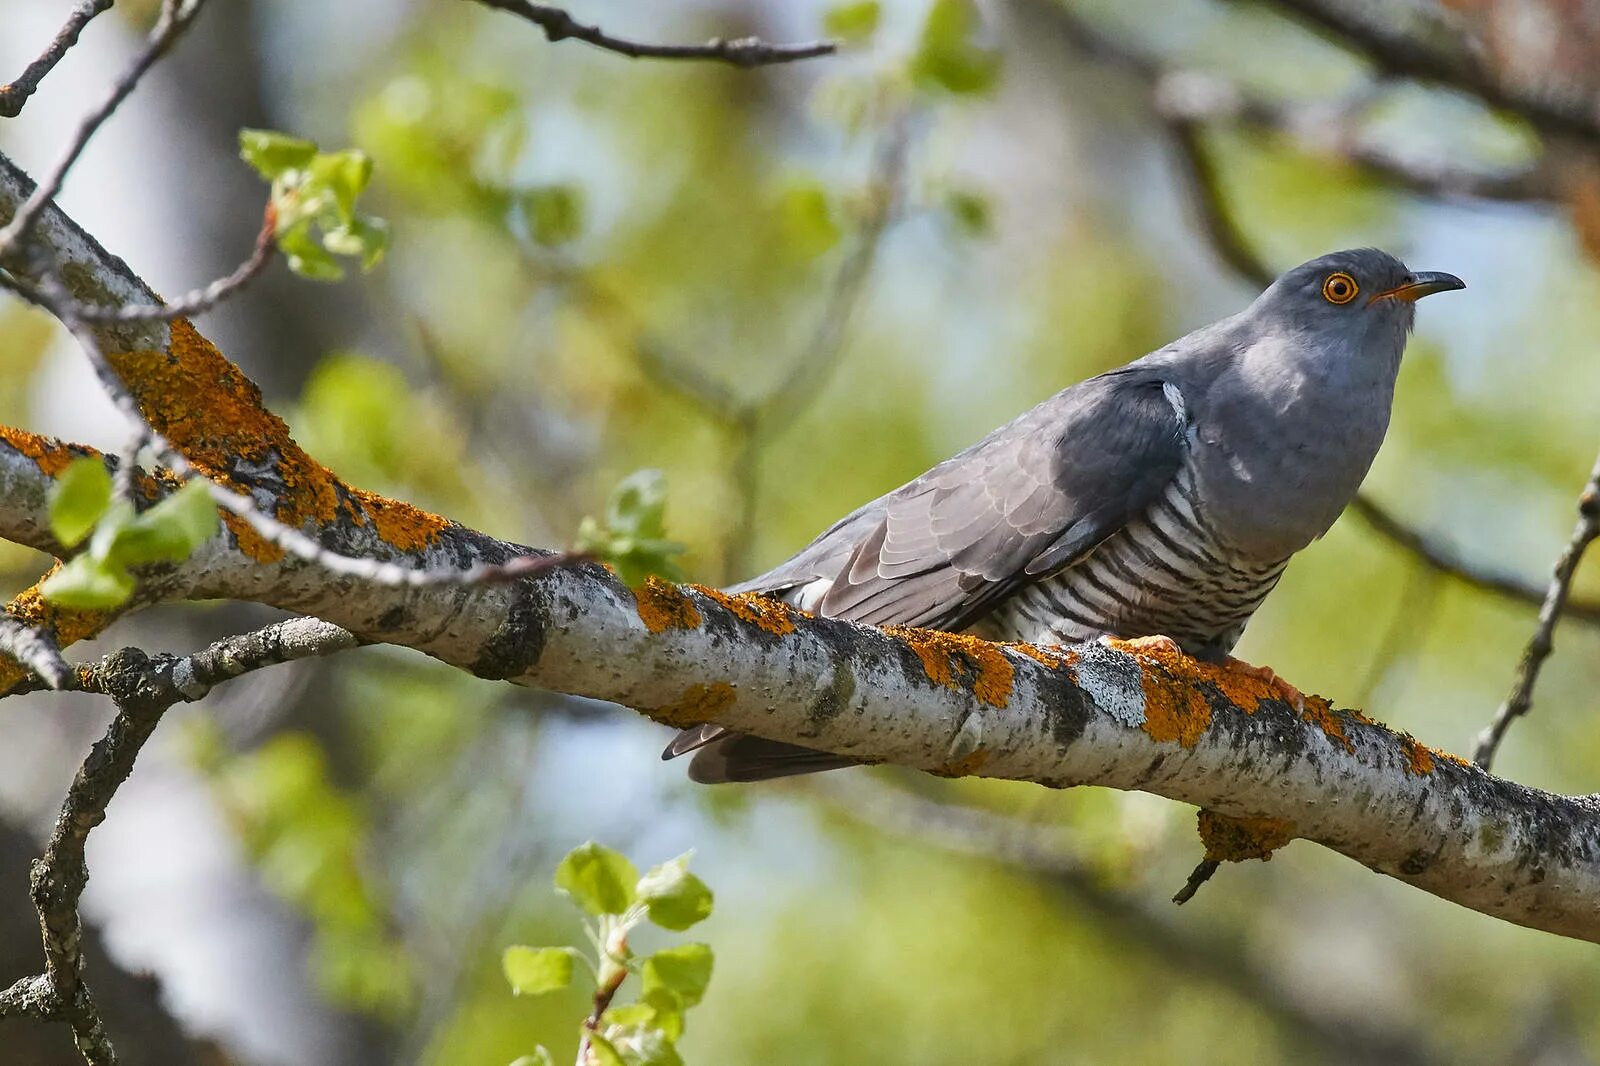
[{"xmin": 665, "ymin": 248, "xmax": 1463, "ymax": 783}]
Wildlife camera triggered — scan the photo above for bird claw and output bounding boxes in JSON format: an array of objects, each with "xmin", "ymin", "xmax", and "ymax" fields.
[
  {"xmin": 1224, "ymin": 656, "xmax": 1306, "ymax": 713},
  {"xmin": 1102, "ymin": 633, "xmax": 1184, "ymax": 657}
]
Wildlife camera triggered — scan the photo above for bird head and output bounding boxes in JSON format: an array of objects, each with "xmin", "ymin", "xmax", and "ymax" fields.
[{"xmin": 1252, "ymin": 248, "xmax": 1464, "ymax": 353}]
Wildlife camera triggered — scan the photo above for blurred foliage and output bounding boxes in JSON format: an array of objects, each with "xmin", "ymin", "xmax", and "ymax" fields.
[
  {"xmin": 4, "ymin": 0, "xmax": 1600, "ymax": 1062},
  {"xmin": 574, "ymin": 469, "xmax": 688, "ymax": 586},
  {"xmin": 239, "ymin": 129, "xmax": 390, "ymax": 279}
]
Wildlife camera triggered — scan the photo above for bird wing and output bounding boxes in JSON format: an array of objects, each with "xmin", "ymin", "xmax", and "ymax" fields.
[
  {"xmin": 800, "ymin": 369, "xmax": 1188, "ymax": 631},
  {"xmin": 667, "ymin": 369, "xmax": 1188, "ymax": 779}
]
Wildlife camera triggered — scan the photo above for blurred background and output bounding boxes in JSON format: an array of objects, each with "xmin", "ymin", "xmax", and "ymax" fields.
[{"xmin": 2, "ymin": 0, "xmax": 1599, "ymax": 1062}]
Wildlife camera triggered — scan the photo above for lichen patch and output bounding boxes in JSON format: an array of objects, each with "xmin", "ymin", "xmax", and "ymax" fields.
[
  {"xmin": 646, "ymin": 681, "xmax": 736, "ymax": 728},
  {"xmin": 1299, "ymin": 696, "xmax": 1355, "ymax": 753},
  {"xmin": 0, "ymin": 426, "xmax": 88, "ymax": 478},
  {"xmin": 692, "ymin": 585, "xmax": 797, "ymax": 635},
  {"xmin": 634, "ymin": 576, "xmax": 703, "ymax": 633},
  {"xmin": 1197, "ymin": 810, "xmax": 1296, "ymax": 863},
  {"xmin": 1398, "ymin": 733, "xmax": 1436, "ymax": 776},
  {"xmin": 884, "ymin": 626, "xmax": 1014, "ymax": 707},
  {"xmin": 931, "ymin": 748, "xmax": 990, "ymax": 778}
]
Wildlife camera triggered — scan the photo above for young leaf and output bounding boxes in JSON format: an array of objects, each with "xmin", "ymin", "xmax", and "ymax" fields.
[
  {"xmin": 502, "ymin": 945, "xmax": 576, "ymax": 996},
  {"xmin": 309, "ymin": 150, "xmax": 375, "ymax": 222},
  {"xmin": 824, "ymin": 0, "xmax": 882, "ymax": 41},
  {"xmin": 555, "ymin": 842, "xmax": 639, "ymax": 916},
  {"xmin": 636, "ymin": 855, "xmax": 713, "ymax": 931},
  {"xmin": 600, "ymin": 1025, "xmax": 684, "ymax": 1066},
  {"xmin": 586, "ymin": 1033, "xmax": 628, "ymax": 1066},
  {"xmin": 105, "ymin": 480, "xmax": 220, "ymax": 567},
  {"xmin": 239, "ymin": 129, "xmax": 318, "ymax": 180},
  {"xmin": 641, "ymin": 943, "xmax": 713, "ymax": 1009},
  {"xmin": 48, "ymin": 457, "xmax": 112, "ymax": 548},
  {"xmin": 39, "ymin": 554, "xmax": 135, "ymax": 609},
  {"xmin": 279, "ymin": 222, "xmax": 346, "ymax": 281},
  {"xmin": 912, "ymin": 0, "xmax": 1001, "ymax": 96}
]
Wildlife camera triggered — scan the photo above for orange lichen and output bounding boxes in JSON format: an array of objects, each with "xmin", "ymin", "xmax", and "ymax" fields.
[
  {"xmin": 1140, "ymin": 669, "xmax": 1214, "ymax": 747},
  {"xmin": 349, "ymin": 487, "xmax": 451, "ymax": 552},
  {"xmin": 634, "ymin": 576, "xmax": 703, "ymax": 634},
  {"xmin": 1107, "ymin": 638, "xmax": 1284, "ymax": 715},
  {"xmin": 692, "ymin": 585, "xmax": 797, "ymax": 635},
  {"xmin": 1196, "ymin": 810, "xmax": 1296, "ymax": 863},
  {"xmin": 645, "ymin": 681, "xmax": 736, "ymax": 728},
  {"xmin": 1007, "ymin": 642, "xmax": 1079, "ymax": 673},
  {"xmin": 1398, "ymin": 733, "xmax": 1435, "ymax": 776},
  {"xmin": 931, "ymin": 748, "xmax": 990, "ymax": 778},
  {"xmin": 1299, "ymin": 696, "xmax": 1354, "ymax": 753},
  {"xmin": 886, "ymin": 626, "xmax": 1015, "ymax": 707},
  {"xmin": 0, "ymin": 426, "xmax": 88, "ymax": 478},
  {"xmin": 1433, "ymin": 747, "xmax": 1472, "ymax": 769}
]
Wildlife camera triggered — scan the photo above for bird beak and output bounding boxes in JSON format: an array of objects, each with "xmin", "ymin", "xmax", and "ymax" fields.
[{"xmin": 1370, "ymin": 271, "xmax": 1466, "ymax": 304}]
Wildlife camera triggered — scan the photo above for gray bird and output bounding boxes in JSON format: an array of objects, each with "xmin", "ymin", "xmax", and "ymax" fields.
[{"xmin": 665, "ymin": 248, "xmax": 1463, "ymax": 783}]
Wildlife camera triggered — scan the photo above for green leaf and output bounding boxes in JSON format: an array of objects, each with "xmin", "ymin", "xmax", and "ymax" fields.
[
  {"xmin": 778, "ymin": 180, "xmax": 842, "ymax": 259},
  {"xmin": 501, "ymin": 946, "xmax": 576, "ymax": 996},
  {"xmin": 280, "ymin": 222, "xmax": 346, "ymax": 281},
  {"xmin": 39, "ymin": 554, "xmax": 134, "ymax": 609},
  {"xmin": 508, "ymin": 1051, "xmax": 554, "ymax": 1066},
  {"xmin": 639, "ymin": 988, "xmax": 684, "ymax": 1042},
  {"xmin": 555, "ymin": 842, "xmax": 639, "ymax": 916},
  {"xmin": 600, "ymin": 1025, "xmax": 683, "ymax": 1066},
  {"xmin": 108, "ymin": 480, "xmax": 220, "ymax": 567},
  {"xmin": 587, "ymin": 1033, "xmax": 627, "ymax": 1066},
  {"xmin": 575, "ymin": 471, "xmax": 687, "ymax": 586},
  {"xmin": 824, "ymin": 0, "xmax": 881, "ymax": 40},
  {"xmin": 642, "ymin": 943, "xmax": 713, "ymax": 1008},
  {"xmin": 523, "ymin": 184, "xmax": 585, "ymax": 246},
  {"xmin": 912, "ymin": 0, "xmax": 1001, "ymax": 96},
  {"xmin": 239, "ymin": 128, "xmax": 318, "ymax": 180},
  {"xmin": 945, "ymin": 188, "xmax": 991, "ymax": 236},
  {"xmin": 636, "ymin": 855, "xmax": 713, "ymax": 932},
  {"xmin": 309, "ymin": 150, "xmax": 375, "ymax": 222},
  {"xmin": 48, "ymin": 457, "xmax": 112, "ymax": 548}
]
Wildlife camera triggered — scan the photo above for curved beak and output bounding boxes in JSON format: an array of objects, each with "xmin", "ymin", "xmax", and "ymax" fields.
[{"xmin": 1371, "ymin": 270, "xmax": 1466, "ymax": 304}]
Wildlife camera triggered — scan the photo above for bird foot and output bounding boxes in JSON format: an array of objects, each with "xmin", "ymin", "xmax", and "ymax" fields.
[
  {"xmin": 1224, "ymin": 656, "xmax": 1306, "ymax": 713},
  {"xmin": 1102, "ymin": 633, "xmax": 1184, "ymax": 657}
]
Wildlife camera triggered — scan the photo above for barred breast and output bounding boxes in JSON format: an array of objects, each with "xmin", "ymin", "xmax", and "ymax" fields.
[{"xmin": 976, "ymin": 462, "xmax": 1288, "ymax": 657}]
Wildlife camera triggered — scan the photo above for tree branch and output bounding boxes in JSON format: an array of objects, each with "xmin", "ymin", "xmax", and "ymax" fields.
[
  {"xmin": 470, "ymin": 0, "xmax": 835, "ymax": 67},
  {"xmin": 0, "ymin": 0, "xmax": 115, "ymax": 119}
]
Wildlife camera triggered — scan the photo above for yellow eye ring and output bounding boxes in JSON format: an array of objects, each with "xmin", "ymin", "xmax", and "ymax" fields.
[{"xmin": 1322, "ymin": 272, "xmax": 1359, "ymax": 305}]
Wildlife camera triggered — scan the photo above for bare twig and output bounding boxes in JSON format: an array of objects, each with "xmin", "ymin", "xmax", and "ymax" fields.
[
  {"xmin": 1026, "ymin": 0, "xmax": 1550, "ymax": 207},
  {"xmin": 1254, "ymin": 0, "xmax": 1600, "ymax": 148},
  {"xmin": 0, "ymin": 0, "xmax": 206, "ymax": 259},
  {"xmin": 0, "ymin": 0, "xmax": 115, "ymax": 118},
  {"xmin": 1350, "ymin": 497, "xmax": 1600, "ymax": 627},
  {"xmin": 30, "ymin": 268, "xmax": 588, "ymax": 591},
  {"xmin": 74, "ymin": 203, "xmax": 277, "ymax": 324},
  {"xmin": 1473, "ymin": 450, "xmax": 1600, "ymax": 769},
  {"xmin": 472, "ymin": 0, "xmax": 835, "ymax": 67}
]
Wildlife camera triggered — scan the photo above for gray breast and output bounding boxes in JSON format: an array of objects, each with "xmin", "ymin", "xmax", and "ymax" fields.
[{"xmin": 975, "ymin": 462, "xmax": 1288, "ymax": 657}]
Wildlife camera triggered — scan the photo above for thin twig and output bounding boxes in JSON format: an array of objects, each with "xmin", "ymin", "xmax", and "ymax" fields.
[
  {"xmin": 0, "ymin": 0, "xmax": 206, "ymax": 259},
  {"xmin": 0, "ymin": 615, "xmax": 71, "ymax": 690},
  {"xmin": 1473, "ymin": 450, "xmax": 1600, "ymax": 769},
  {"xmin": 1026, "ymin": 0, "xmax": 1550, "ymax": 206},
  {"xmin": 33, "ymin": 268, "xmax": 588, "ymax": 591},
  {"xmin": 0, "ymin": 0, "xmax": 115, "ymax": 119},
  {"xmin": 472, "ymin": 0, "xmax": 835, "ymax": 67},
  {"xmin": 74, "ymin": 202, "xmax": 277, "ymax": 324},
  {"xmin": 1254, "ymin": 0, "xmax": 1600, "ymax": 148},
  {"xmin": 1350, "ymin": 497, "xmax": 1600, "ymax": 627}
]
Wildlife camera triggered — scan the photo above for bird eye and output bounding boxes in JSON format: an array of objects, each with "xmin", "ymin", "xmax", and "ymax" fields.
[{"xmin": 1322, "ymin": 272, "xmax": 1359, "ymax": 305}]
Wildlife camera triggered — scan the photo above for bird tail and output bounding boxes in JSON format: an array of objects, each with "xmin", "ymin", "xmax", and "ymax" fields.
[{"xmin": 662, "ymin": 724, "xmax": 856, "ymax": 783}]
